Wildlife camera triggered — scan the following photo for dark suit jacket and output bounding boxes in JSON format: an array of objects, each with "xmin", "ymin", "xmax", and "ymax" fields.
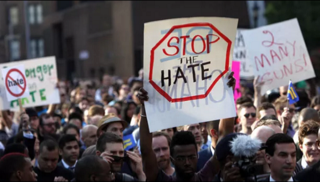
[
  {"xmin": 295, "ymin": 160, "xmax": 320, "ymax": 182},
  {"xmin": 294, "ymin": 158, "xmax": 303, "ymax": 175},
  {"xmin": 257, "ymin": 175, "xmax": 298, "ymax": 182},
  {"xmin": 196, "ymin": 146, "xmax": 212, "ymax": 172}
]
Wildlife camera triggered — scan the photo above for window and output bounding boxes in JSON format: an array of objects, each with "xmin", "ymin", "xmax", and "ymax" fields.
[
  {"xmin": 30, "ymin": 38, "xmax": 44, "ymax": 58},
  {"xmin": 10, "ymin": 40, "xmax": 20, "ymax": 61},
  {"xmin": 36, "ymin": 4, "xmax": 42, "ymax": 24},
  {"xmin": 9, "ymin": 7, "xmax": 19, "ymax": 25},
  {"xmin": 29, "ymin": 4, "xmax": 42, "ymax": 24},
  {"xmin": 28, "ymin": 5, "xmax": 35, "ymax": 24}
]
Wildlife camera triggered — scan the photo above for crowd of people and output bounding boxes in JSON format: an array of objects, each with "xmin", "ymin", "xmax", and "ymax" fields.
[{"xmin": 0, "ymin": 67, "xmax": 320, "ymax": 182}]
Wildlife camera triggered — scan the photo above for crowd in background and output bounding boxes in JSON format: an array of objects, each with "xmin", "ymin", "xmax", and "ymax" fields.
[{"xmin": 0, "ymin": 66, "xmax": 320, "ymax": 182}]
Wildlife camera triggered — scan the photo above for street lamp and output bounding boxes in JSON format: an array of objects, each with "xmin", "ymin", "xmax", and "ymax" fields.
[{"xmin": 252, "ymin": 1, "xmax": 260, "ymax": 28}]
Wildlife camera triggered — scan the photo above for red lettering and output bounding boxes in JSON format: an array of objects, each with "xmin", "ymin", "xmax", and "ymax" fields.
[
  {"xmin": 283, "ymin": 64, "xmax": 293, "ymax": 76},
  {"xmin": 260, "ymin": 72, "xmax": 273, "ymax": 85},
  {"xmin": 180, "ymin": 35, "xmax": 190, "ymax": 56},
  {"xmin": 294, "ymin": 59, "xmax": 304, "ymax": 73},
  {"xmin": 191, "ymin": 35, "xmax": 206, "ymax": 54},
  {"xmin": 303, "ymin": 53, "xmax": 307, "ymax": 66},
  {"xmin": 286, "ymin": 41, "xmax": 296, "ymax": 57},
  {"xmin": 279, "ymin": 46, "xmax": 288, "ymax": 59},
  {"xmin": 255, "ymin": 54, "xmax": 271, "ymax": 71},
  {"xmin": 273, "ymin": 69, "xmax": 284, "ymax": 79},
  {"xmin": 270, "ymin": 49, "xmax": 281, "ymax": 63},
  {"xmin": 262, "ymin": 30, "xmax": 283, "ymax": 47},
  {"xmin": 206, "ymin": 34, "xmax": 220, "ymax": 53},
  {"xmin": 163, "ymin": 37, "xmax": 180, "ymax": 56}
]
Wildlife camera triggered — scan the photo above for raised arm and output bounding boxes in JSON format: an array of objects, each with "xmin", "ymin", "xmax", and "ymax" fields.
[
  {"xmin": 138, "ymin": 89, "xmax": 159, "ymax": 181},
  {"xmin": 253, "ymin": 76, "xmax": 264, "ymax": 116}
]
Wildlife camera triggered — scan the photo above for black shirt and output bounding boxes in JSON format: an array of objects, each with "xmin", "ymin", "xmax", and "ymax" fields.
[{"xmin": 34, "ymin": 166, "xmax": 74, "ymax": 182}]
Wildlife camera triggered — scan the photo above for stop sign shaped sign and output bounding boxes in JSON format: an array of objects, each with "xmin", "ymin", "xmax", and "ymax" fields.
[{"xmin": 147, "ymin": 21, "xmax": 233, "ymax": 103}]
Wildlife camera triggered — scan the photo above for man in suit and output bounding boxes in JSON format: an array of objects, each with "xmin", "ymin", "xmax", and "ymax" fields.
[
  {"xmin": 196, "ymin": 120, "xmax": 219, "ymax": 172},
  {"xmin": 294, "ymin": 120, "xmax": 320, "ymax": 174},
  {"xmin": 58, "ymin": 135, "xmax": 80, "ymax": 172},
  {"xmin": 258, "ymin": 133, "xmax": 297, "ymax": 182},
  {"xmin": 295, "ymin": 124, "xmax": 320, "ymax": 181}
]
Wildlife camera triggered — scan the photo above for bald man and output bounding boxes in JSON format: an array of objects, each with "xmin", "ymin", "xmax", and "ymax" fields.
[
  {"xmin": 89, "ymin": 115, "xmax": 103, "ymax": 126},
  {"xmin": 81, "ymin": 125, "xmax": 98, "ymax": 149},
  {"xmin": 252, "ymin": 125, "xmax": 276, "ymax": 174}
]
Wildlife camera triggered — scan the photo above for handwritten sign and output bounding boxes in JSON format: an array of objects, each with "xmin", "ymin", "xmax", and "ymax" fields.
[
  {"xmin": 242, "ymin": 18, "xmax": 316, "ymax": 94},
  {"xmin": 2, "ymin": 65, "xmax": 29, "ymax": 101},
  {"xmin": 0, "ymin": 56, "xmax": 60, "ymax": 111},
  {"xmin": 144, "ymin": 17, "xmax": 238, "ymax": 132},
  {"xmin": 232, "ymin": 61, "xmax": 241, "ymax": 104}
]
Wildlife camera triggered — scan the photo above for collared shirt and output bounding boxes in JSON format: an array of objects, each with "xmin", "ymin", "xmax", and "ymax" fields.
[
  {"xmin": 301, "ymin": 157, "xmax": 308, "ymax": 169},
  {"xmin": 61, "ymin": 159, "xmax": 77, "ymax": 170},
  {"xmin": 210, "ymin": 146, "xmax": 215, "ymax": 156},
  {"xmin": 270, "ymin": 175, "xmax": 293, "ymax": 182}
]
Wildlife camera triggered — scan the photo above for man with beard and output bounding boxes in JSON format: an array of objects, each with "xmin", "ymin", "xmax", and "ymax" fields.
[
  {"xmin": 96, "ymin": 132, "xmax": 145, "ymax": 181},
  {"xmin": 58, "ymin": 135, "xmax": 80, "ymax": 172},
  {"xmin": 152, "ymin": 132, "xmax": 175, "ymax": 176},
  {"xmin": 259, "ymin": 133, "xmax": 297, "ymax": 181}
]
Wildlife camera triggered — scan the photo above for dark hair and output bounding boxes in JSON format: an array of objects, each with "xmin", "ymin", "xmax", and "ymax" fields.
[
  {"xmin": 68, "ymin": 112, "xmax": 84, "ymax": 125},
  {"xmin": 59, "ymin": 134, "xmax": 78, "ymax": 149},
  {"xmin": 4, "ymin": 143, "xmax": 27, "ymax": 155},
  {"xmin": 0, "ymin": 153, "xmax": 28, "ymax": 181},
  {"xmin": 311, "ymin": 95, "xmax": 320, "ymax": 108},
  {"xmin": 153, "ymin": 132, "xmax": 171, "ymax": 147},
  {"xmin": 62, "ymin": 124, "xmax": 80, "ymax": 135},
  {"xmin": 265, "ymin": 133, "xmax": 295, "ymax": 156},
  {"xmin": 39, "ymin": 113, "xmax": 52, "ymax": 126},
  {"xmin": 75, "ymin": 155, "xmax": 109, "ymax": 181},
  {"xmin": 236, "ymin": 96, "xmax": 253, "ymax": 105},
  {"xmin": 258, "ymin": 102, "xmax": 276, "ymax": 113},
  {"xmin": 39, "ymin": 139, "xmax": 58, "ymax": 154},
  {"xmin": 206, "ymin": 120, "xmax": 220, "ymax": 137},
  {"xmin": 120, "ymin": 101, "xmax": 137, "ymax": 123},
  {"xmin": 170, "ymin": 131, "xmax": 197, "ymax": 157},
  {"xmin": 68, "ymin": 106, "xmax": 84, "ymax": 116},
  {"xmin": 298, "ymin": 120, "xmax": 320, "ymax": 145},
  {"xmin": 96, "ymin": 132, "xmax": 123, "ymax": 153},
  {"xmin": 80, "ymin": 97, "xmax": 89, "ymax": 103},
  {"xmin": 239, "ymin": 102, "xmax": 256, "ymax": 111}
]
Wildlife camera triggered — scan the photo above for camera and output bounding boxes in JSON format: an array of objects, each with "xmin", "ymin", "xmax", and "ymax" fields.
[{"xmin": 233, "ymin": 156, "xmax": 264, "ymax": 181}]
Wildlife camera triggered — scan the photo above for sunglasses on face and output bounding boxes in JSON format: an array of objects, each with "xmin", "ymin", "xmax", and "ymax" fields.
[{"xmin": 244, "ymin": 113, "xmax": 256, "ymax": 118}]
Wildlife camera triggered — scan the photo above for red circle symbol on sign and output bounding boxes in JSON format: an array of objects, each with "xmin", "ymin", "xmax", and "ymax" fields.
[
  {"xmin": 5, "ymin": 68, "xmax": 27, "ymax": 97},
  {"xmin": 149, "ymin": 22, "xmax": 232, "ymax": 103}
]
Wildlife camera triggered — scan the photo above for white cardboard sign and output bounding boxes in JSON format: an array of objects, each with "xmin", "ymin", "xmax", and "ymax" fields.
[
  {"xmin": 0, "ymin": 56, "xmax": 60, "ymax": 111},
  {"xmin": 242, "ymin": 18, "xmax": 316, "ymax": 94},
  {"xmin": 233, "ymin": 29, "xmax": 254, "ymax": 79},
  {"xmin": 143, "ymin": 17, "xmax": 238, "ymax": 132},
  {"xmin": 2, "ymin": 65, "xmax": 29, "ymax": 102}
]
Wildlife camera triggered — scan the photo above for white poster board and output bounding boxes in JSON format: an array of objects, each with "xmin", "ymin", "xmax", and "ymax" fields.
[
  {"xmin": 242, "ymin": 18, "xmax": 315, "ymax": 94},
  {"xmin": 2, "ymin": 65, "xmax": 29, "ymax": 101},
  {"xmin": 233, "ymin": 29, "xmax": 254, "ymax": 79},
  {"xmin": 0, "ymin": 56, "xmax": 60, "ymax": 111},
  {"xmin": 144, "ymin": 17, "xmax": 238, "ymax": 132}
]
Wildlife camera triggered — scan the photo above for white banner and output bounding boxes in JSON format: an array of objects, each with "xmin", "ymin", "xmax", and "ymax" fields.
[
  {"xmin": 242, "ymin": 18, "xmax": 315, "ymax": 94},
  {"xmin": 0, "ymin": 56, "xmax": 60, "ymax": 111},
  {"xmin": 143, "ymin": 17, "xmax": 238, "ymax": 132}
]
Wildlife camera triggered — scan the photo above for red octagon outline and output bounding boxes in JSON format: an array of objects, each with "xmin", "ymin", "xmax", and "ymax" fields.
[
  {"xmin": 149, "ymin": 22, "xmax": 232, "ymax": 103},
  {"xmin": 5, "ymin": 68, "xmax": 27, "ymax": 97}
]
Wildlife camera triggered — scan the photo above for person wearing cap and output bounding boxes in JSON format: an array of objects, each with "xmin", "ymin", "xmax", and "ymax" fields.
[
  {"xmin": 25, "ymin": 108, "xmax": 40, "ymax": 131},
  {"xmin": 97, "ymin": 113, "xmax": 128, "ymax": 138}
]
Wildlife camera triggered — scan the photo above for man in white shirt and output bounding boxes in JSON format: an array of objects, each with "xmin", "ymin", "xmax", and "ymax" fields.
[
  {"xmin": 294, "ymin": 120, "xmax": 320, "ymax": 174},
  {"xmin": 261, "ymin": 133, "xmax": 297, "ymax": 182},
  {"xmin": 58, "ymin": 134, "xmax": 80, "ymax": 172}
]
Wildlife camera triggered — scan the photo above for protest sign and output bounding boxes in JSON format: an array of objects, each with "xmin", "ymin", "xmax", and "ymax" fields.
[
  {"xmin": 144, "ymin": 17, "xmax": 238, "ymax": 132},
  {"xmin": 242, "ymin": 18, "xmax": 316, "ymax": 94},
  {"xmin": 232, "ymin": 61, "xmax": 241, "ymax": 105},
  {"xmin": 2, "ymin": 65, "xmax": 29, "ymax": 102},
  {"xmin": 233, "ymin": 29, "xmax": 254, "ymax": 79},
  {"xmin": 0, "ymin": 56, "xmax": 60, "ymax": 111}
]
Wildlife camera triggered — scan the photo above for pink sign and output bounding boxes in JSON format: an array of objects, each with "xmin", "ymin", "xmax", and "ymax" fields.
[{"xmin": 232, "ymin": 61, "xmax": 241, "ymax": 104}]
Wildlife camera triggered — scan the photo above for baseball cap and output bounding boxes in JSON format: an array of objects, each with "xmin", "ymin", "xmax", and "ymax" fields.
[
  {"xmin": 215, "ymin": 133, "xmax": 246, "ymax": 162},
  {"xmin": 97, "ymin": 114, "xmax": 128, "ymax": 135}
]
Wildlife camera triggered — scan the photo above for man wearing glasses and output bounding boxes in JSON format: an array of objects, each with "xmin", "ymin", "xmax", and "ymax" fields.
[
  {"xmin": 38, "ymin": 113, "xmax": 57, "ymax": 143},
  {"xmin": 238, "ymin": 102, "xmax": 257, "ymax": 134}
]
